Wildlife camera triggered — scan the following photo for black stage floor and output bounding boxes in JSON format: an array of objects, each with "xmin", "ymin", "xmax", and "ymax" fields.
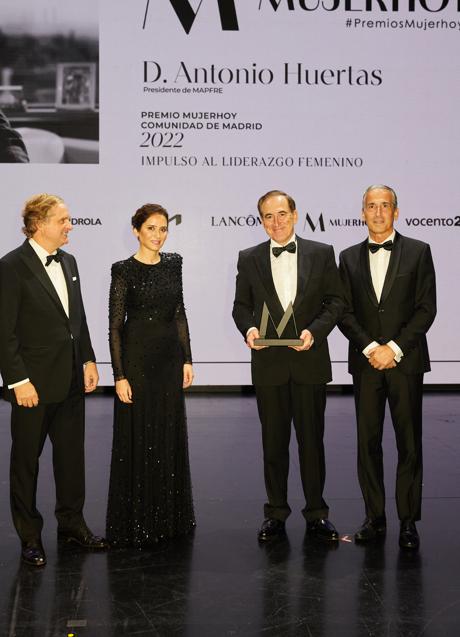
[{"xmin": 0, "ymin": 392, "xmax": 459, "ymax": 636}]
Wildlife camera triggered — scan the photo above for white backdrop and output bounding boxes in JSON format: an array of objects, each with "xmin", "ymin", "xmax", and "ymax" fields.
[{"xmin": 1, "ymin": 0, "xmax": 459, "ymax": 385}]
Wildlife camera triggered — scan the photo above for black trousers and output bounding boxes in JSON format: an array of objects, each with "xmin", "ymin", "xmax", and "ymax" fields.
[
  {"xmin": 255, "ymin": 381, "xmax": 329, "ymax": 522},
  {"xmin": 353, "ymin": 367, "xmax": 423, "ymax": 523},
  {"xmin": 9, "ymin": 371, "xmax": 86, "ymax": 542}
]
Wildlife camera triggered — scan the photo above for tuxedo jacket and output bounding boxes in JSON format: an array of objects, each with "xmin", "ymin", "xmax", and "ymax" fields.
[
  {"xmin": 338, "ymin": 231, "xmax": 436, "ymax": 376},
  {"xmin": 0, "ymin": 241, "xmax": 95, "ymax": 403},
  {"xmin": 232, "ymin": 236, "xmax": 343, "ymax": 386},
  {"xmin": 0, "ymin": 109, "xmax": 29, "ymax": 163}
]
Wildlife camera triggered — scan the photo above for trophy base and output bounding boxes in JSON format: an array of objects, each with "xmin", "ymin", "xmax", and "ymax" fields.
[{"xmin": 254, "ymin": 338, "xmax": 304, "ymax": 347}]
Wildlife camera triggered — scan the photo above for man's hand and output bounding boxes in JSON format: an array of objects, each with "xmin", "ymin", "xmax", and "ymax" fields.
[
  {"xmin": 290, "ymin": 329, "xmax": 314, "ymax": 352},
  {"xmin": 246, "ymin": 328, "xmax": 268, "ymax": 350},
  {"xmin": 368, "ymin": 345, "xmax": 397, "ymax": 370},
  {"xmin": 115, "ymin": 378, "xmax": 133, "ymax": 403},
  {"xmin": 183, "ymin": 363, "xmax": 194, "ymax": 389},
  {"xmin": 14, "ymin": 382, "xmax": 39, "ymax": 408},
  {"xmin": 84, "ymin": 362, "xmax": 99, "ymax": 393}
]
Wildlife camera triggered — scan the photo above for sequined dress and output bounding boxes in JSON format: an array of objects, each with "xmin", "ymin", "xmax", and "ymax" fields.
[{"xmin": 106, "ymin": 254, "xmax": 195, "ymax": 546}]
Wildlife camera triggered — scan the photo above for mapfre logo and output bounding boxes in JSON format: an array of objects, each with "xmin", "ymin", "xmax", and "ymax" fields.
[{"xmin": 143, "ymin": 0, "xmax": 239, "ymax": 34}]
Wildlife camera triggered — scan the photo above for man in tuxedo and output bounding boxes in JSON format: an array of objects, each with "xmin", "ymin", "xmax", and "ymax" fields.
[
  {"xmin": 339, "ymin": 184, "xmax": 436, "ymax": 550},
  {"xmin": 0, "ymin": 194, "xmax": 108, "ymax": 567},
  {"xmin": 0, "ymin": 108, "xmax": 29, "ymax": 162},
  {"xmin": 232, "ymin": 190, "xmax": 343, "ymax": 542}
]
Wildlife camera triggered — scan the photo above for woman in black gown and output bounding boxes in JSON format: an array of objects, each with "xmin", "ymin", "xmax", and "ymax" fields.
[{"xmin": 106, "ymin": 203, "xmax": 195, "ymax": 547}]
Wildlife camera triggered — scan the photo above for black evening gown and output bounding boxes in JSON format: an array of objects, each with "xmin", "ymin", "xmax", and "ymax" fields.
[{"xmin": 106, "ymin": 253, "xmax": 195, "ymax": 547}]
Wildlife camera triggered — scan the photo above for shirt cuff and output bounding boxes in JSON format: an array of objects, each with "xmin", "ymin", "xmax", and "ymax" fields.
[
  {"xmin": 363, "ymin": 341, "xmax": 380, "ymax": 358},
  {"xmin": 246, "ymin": 326, "xmax": 258, "ymax": 338},
  {"xmin": 387, "ymin": 340, "xmax": 403, "ymax": 363},
  {"xmin": 8, "ymin": 378, "xmax": 30, "ymax": 389}
]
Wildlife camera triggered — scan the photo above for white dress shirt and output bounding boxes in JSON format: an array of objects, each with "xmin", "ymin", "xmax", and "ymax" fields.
[
  {"xmin": 270, "ymin": 234, "xmax": 297, "ymax": 311},
  {"xmin": 29, "ymin": 238, "xmax": 69, "ymax": 317},
  {"xmin": 246, "ymin": 234, "xmax": 298, "ymax": 338},
  {"xmin": 8, "ymin": 239, "xmax": 70, "ymax": 389},
  {"xmin": 363, "ymin": 230, "xmax": 403, "ymax": 362}
]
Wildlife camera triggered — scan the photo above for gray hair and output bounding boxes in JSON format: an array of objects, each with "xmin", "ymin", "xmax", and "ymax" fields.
[{"xmin": 362, "ymin": 184, "xmax": 398, "ymax": 210}]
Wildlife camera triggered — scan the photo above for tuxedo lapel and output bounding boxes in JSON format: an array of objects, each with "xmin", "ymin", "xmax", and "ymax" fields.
[
  {"xmin": 60, "ymin": 253, "xmax": 76, "ymax": 318},
  {"xmin": 293, "ymin": 238, "xmax": 312, "ymax": 312},
  {"xmin": 359, "ymin": 240, "xmax": 379, "ymax": 307},
  {"xmin": 19, "ymin": 242, "xmax": 69, "ymax": 320},
  {"xmin": 254, "ymin": 241, "xmax": 285, "ymax": 317},
  {"xmin": 380, "ymin": 232, "xmax": 402, "ymax": 304}
]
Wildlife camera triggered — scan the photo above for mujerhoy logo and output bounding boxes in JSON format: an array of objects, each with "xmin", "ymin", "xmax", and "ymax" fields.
[
  {"xmin": 143, "ymin": 0, "xmax": 459, "ymax": 34},
  {"xmin": 143, "ymin": 0, "xmax": 239, "ymax": 33}
]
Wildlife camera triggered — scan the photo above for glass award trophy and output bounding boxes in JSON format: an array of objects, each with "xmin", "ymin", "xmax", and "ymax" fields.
[{"xmin": 253, "ymin": 302, "xmax": 303, "ymax": 347}]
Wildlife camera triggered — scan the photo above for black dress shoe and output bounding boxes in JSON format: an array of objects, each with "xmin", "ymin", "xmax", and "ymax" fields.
[
  {"xmin": 58, "ymin": 525, "xmax": 109, "ymax": 549},
  {"xmin": 354, "ymin": 518, "xmax": 387, "ymax": 543},
  {"xmin": 399, "ymin": 521, "xmax": 419, "ymax": 550},
  {"xmin": 306, "ymin": 518, "xmax": 339, "ymax": 542},
  {"xmin": 257, "ymin": 518, "xmax": 286, "ymax": 542},
  {"xmin": 21, "ymin": 539, "xmax": 46, "ymax": 567}
]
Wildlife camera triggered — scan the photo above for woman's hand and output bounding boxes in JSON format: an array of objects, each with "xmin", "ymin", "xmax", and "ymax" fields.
[
  {"xmin": 183, "ymin": 364, "xmax": 194, "ymax": 389},
  {"xmin": 115, "ymin": 378, "xmax": 133, "ymax": 403}
]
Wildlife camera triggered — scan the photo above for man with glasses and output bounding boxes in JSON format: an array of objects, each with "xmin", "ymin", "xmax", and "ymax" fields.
[
  {"xmin": 232, "ymin": 190, "xmax": 343, "ymax": 543},
  {"xmin": 339, "ymin": 184, "xmax": 436, "ymax": 550}
]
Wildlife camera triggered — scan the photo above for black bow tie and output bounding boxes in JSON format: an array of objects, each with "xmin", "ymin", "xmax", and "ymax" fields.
[
  {"xmin": 368, "ymin": 240, "xmax": 393, "ymax": 254},
  {"xmin": 272, "ymin": 241, "xmax": 296, "ymax": 258},
  {"xmin": 45, "ymin": 251, "xmax": 62, "ymax": 266}
]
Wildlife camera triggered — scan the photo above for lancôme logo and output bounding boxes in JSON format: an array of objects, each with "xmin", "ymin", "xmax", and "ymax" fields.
[{"xmin": 143, "ymin": 0, "xmax": 239, "ymax": 34}]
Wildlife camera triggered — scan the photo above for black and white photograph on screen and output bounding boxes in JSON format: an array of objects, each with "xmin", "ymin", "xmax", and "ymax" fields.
[{"xmin": 0, "ymin": 0, "xmax": 98, "ymax": 164}]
